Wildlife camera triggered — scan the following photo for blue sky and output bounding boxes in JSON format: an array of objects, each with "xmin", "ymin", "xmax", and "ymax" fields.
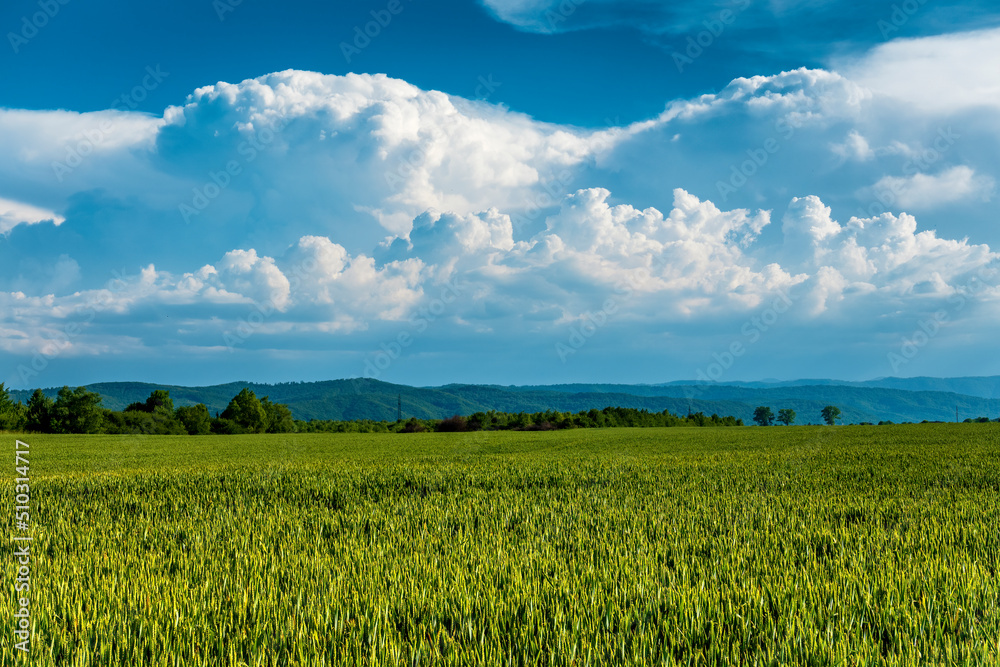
[
  {"xmin": 1, "ymin": 0, "xmax": 999, "ymax": 388},
  {"xmin": 3, "ymin": 0, "xmax": 998, "ymax": 124}
]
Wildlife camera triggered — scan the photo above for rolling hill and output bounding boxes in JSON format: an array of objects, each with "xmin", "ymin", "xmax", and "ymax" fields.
[{"xmin": 10, "ymin": 377, "xmax": 1000, "ymax": 425}]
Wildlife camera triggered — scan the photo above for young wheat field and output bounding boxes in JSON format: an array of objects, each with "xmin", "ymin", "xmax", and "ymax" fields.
[{"xmin": 2, "ymin": 424, "xmax": 999, "ymax": 666}]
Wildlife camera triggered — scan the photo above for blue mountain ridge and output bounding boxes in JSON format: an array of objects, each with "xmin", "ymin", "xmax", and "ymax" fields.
[{"xmin": 10, "ymin": 376, "xmax": 1000, "ymax": 424}]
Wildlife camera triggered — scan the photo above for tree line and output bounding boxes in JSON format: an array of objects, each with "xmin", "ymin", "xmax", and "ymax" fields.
[
  {"xmin": 304, "ymin": 407, "xmax": 744, "ymax": 433},
  {"xmin": 752, "ymin": 405, "xmax": 840, "ymax": 426},
  {"xmin": 0, "ymin": 384, "xmax": 744, "ymax": 434},
  {"xmin": 6, "ymin": 384, "xmax": 992, "ymax": 434},
  {"xmin": 0, "ymin": 384, "xmax": 295, "ymax": 435}
]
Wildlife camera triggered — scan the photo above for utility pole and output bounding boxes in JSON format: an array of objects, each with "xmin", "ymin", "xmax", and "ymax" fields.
[{"xmin": 398, "ymin": 394, "xmax": 402, "ymax": 422}]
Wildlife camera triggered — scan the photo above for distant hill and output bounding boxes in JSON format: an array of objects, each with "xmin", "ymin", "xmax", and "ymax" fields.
[
  {"xmin": 854, "ymin": 376, "xmax": 1000, "ymax": 399},
  {"xmin": 655, "ymin": 377, "xmax": 1000, "ymax": 399},
  {"xmin": 512, "ymin": 376, "xmax": 1000, "ymax": 400},
  {"xmin": 10, "ymin": 377, "xmax": 1000, "ymax": 424}
]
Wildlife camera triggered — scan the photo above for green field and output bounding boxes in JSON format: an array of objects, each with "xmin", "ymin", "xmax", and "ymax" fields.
[{"xmin": 3, "ymin": 425, "xmax": 999, "ymax": 666}]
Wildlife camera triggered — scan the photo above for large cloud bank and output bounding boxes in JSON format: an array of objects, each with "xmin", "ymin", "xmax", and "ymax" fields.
[{"xmin": 2, "ymin": 29, "xmax": 999, "ymax": 384}]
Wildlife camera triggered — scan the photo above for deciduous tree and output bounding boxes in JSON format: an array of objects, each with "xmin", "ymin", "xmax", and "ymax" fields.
[
  {"xmin": 25, "ymin": 389, "xmax": 53, "ymax": 432},
  {"xmin": 221, "ymin": 388, "xmax": 268, "ymax": 433},
  {"xmin": 753, "ymin": 406, "xmax": 774, "ymax": 426},
  {"xmin": 777, "ymin": 408, "xmax": 796, "ymax": 426},
  {"xmin": 50, "ymin": 386, "xmax": 105, "ymax": 434},
  {"xmin": 261, "ymin": 397, "xmax": 296, "ymax": 433},
  {"xmin": 0, "ymin": 383, "xmax": 26, "ymax": 431},
  {"xmin": 176, "ymin": 404, "xmax": 212, "ymax": 435},
  {"xmin": 821, "ymin": 405, "xmax": 841, "ymax": 425}
]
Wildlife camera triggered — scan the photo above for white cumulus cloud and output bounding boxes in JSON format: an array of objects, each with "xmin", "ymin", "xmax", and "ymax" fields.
[
  {"xmin": 843, "ymin": 27, "xmax": 1000, "ymax": 115},
  {"xmin": 870, "ymin": 166, "xmax": 995, "ymax": 211},
  {"xmin": 1, "ymin": 32, "xmax": 1000, "ymax": 382},
  {"xmin": 0, "ymin": 197, "xmax": 65, "ymax": 235}
]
